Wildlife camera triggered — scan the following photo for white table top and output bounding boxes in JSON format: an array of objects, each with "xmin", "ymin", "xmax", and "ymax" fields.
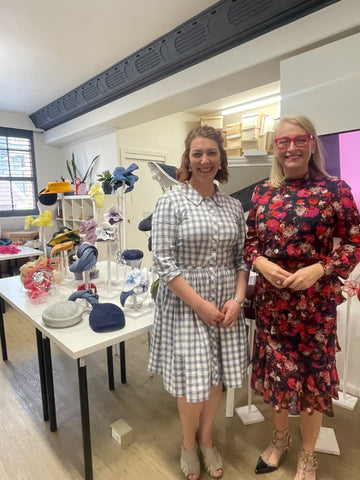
[
  {"xmin": 0, "ymin": 245, "xmax": 42, "ymax": 262},
  {"xmin": 0, "ymin": 271, "xmax": 154, "ymax": 360}
]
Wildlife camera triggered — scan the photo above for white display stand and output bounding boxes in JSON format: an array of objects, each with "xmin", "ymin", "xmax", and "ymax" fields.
[
  {"xmin": 235, "ymin": 318, "xmax": 265, "ymax": 424},
  {"xmin": 315, "ymin": 427, "xmax": 340, "ymax": 455},
  {"xmin": 333, "ymin": 291, "xmax": 359, "ymax": 410}
]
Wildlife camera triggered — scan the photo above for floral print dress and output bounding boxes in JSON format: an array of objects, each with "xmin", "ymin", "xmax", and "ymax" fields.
[{"xmin": 244, "ymin": 173, "xmax": 360, "ymax": 415}]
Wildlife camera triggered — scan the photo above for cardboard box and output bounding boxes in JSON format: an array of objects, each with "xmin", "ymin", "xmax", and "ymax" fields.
[
  {"xmin": 226, "ymin": 135, "xmax": 241, "ymax": 148},
  {"xmin": 200, "ymin": 116, "xmax": 223, "ymax": 129},
  {"xmin": 111, "ymin": 419, "xmax": 134, "ymax": 448},
  {"xmin": 3, "ymin": 230, "xmax": 39, "ymax": 244},
  {"xmin": 226, "ymin": 147, "xmax": 242, "ymax": 157},
  {"xmin": 226, "ymin": 122, "xmax": 241, "ymax": 136},
  {"xmin": 242, "ymin": 112, "xmax": 266, "ymax": 129},
  {"xmin": 242, "ymin": 127, "xmax": 260, "ymax": 141},
  {"xmin": 241, "ymin": 139, "xmax": 259, "ymax": 151}
]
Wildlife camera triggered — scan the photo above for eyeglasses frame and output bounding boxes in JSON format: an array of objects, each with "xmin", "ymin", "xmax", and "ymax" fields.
[{"xmin": 274, "ymin": 134, "xmax": 314, "ymax": 150}]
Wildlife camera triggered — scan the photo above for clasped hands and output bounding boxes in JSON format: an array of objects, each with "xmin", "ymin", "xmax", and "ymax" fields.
[
  {"xmin": 255, "ymin": 257, "xmax": 324, "ymax": 291},
  {"xmin": 195, "ymin": 298, "xmax": 241, "ymax": 328}
]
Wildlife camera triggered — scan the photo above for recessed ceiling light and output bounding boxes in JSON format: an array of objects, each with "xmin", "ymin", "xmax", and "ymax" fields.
[{"xmin": 221, "ymin": 95, "xmax": 281, "ymax": 116}]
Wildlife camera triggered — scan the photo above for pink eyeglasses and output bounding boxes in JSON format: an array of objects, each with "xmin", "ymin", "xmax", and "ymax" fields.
[{"xmin": 275, "ymin": 134, "xmax": 314, "ymax": 150}]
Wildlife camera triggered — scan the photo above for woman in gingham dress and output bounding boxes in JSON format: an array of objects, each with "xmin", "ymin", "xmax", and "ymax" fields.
[{"xmin": 148, "ymin": 125, "xmax": 249, "ymax": 480}]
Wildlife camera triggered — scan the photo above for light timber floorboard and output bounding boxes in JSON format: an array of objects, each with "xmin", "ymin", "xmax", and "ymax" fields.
[{"xmin": 0, "ymin": 305, "xmax": 359, "ymax": 479}]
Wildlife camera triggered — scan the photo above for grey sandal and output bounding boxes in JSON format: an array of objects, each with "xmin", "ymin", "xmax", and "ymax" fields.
[
  {"xmin": 180, "ymin": 444, "xmax": 200, "ymax": 480},
  {"xmin": 198, "ymin": 443, "xmax": 223, "ymax": 479}
]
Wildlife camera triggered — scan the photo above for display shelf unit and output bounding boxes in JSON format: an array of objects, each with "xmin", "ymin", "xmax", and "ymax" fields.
[
  {"xmin": 58, "ymin": 195, "xmax": 96, "ymax": 230},
  {"xmin": 57, "ymin": 194, "xmax": 119, "ymax": 262}
]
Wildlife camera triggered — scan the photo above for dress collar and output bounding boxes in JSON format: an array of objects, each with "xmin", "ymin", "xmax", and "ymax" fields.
[{"xmin": 180, "ymin": 182, "xmax": 224, "ymax": 206}]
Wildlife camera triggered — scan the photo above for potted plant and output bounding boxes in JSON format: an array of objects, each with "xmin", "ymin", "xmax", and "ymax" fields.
[
  {"xmin": 96, "ymin": 169, "xmax": 113, "ymax": 194},
  {"xmin": 66, "ymin": 153, "xmax": 99, "ymax": 193}
]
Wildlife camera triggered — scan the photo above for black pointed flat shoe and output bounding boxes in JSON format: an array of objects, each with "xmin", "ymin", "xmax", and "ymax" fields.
[{"xmin": 255, "ymin": 455, "xmax": 278, "ymax": 474}]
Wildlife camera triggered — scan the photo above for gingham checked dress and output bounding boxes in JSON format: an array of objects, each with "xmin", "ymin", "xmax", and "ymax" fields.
[{"xmin": 148, "ymin": 182, "xmax": 249, "ymax": 403}]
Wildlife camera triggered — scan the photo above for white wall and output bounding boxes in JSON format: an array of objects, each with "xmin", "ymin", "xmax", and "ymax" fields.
[{"xmin": 280, "ymin": 33, "xmax": 360, "ymax": 135}]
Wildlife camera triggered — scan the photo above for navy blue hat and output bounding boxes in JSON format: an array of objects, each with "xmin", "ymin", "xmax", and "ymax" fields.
[
  {"xmin": 68, "ymin": 289, "xmax": 125, "ymax": 332},
  {"xmin": 121, "ymin": 249, "xmax": 143, "ymax": 261},
  {"xmin": 138, "ymin": 214, "xmax": 152, "ymax": 232},
  {"xmin": 0, "ymin": 237, "xmax": 12, "ymax": 246},
  {"xmin": 69, "ymin": 243, "xmax": 98, "ymax": 273}
]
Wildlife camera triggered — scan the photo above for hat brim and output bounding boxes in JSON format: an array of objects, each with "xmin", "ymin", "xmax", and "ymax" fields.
[
  {"xmin": 43, "ymin": 181, "xmax": 75, "ymax": 194},
  {"xmin": 148, "ymin": 162, "xmax": 178, "ymax": 183}
]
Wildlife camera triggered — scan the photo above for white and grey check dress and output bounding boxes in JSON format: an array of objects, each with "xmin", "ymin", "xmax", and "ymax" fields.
[{"xmin": 148, "ymin": 182, "xmax": 249, "ymax": 403}]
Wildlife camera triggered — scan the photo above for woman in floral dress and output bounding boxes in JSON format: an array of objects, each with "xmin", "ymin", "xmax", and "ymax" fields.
[
  {"xmin": 149, "ymin": 125, "xmax": 249, "ymax": 480},
  {"xmin": 244, "ymin": 114, "xmax": 360, "ymax": 480}
]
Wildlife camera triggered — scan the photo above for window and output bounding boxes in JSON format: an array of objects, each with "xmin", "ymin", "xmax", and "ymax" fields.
[{"xmin": 0, "ymin": 127, "xmax": 38, "ymax": 216}]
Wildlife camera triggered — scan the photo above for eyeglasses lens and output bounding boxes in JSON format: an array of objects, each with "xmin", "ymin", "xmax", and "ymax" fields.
[{"xmin": 276, "ymin": 135, "xmax": 310, "ymax": 150}]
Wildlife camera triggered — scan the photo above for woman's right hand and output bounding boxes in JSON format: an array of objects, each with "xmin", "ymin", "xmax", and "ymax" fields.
[
  {"xmin": 254, "ymin": 256, "xmax": 291, "ymax": 288},
  {"xmin": 195, "ymin": 299, "xmax": 225, "ymax": 326}
]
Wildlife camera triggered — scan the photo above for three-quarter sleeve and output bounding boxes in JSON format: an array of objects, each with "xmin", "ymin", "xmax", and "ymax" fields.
[{"xmin": 151, "ymin": 194, "xmax": 181, "ymax": 284}]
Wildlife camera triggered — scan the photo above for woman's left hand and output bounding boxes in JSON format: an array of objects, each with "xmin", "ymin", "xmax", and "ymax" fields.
[
  {"xmin": 220, "ymin": 299, "xmax": 241, "ymax": 328},
  {"xmin": 282, "ymin": 263, "xmax": 324, "ymax": 291}
]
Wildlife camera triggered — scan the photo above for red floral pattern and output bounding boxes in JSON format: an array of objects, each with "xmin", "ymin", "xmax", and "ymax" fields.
[{"xmin": 244, "ymin": 174, "xmax": 360, "ymax": 415}]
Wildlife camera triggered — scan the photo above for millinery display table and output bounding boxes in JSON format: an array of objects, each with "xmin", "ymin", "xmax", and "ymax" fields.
[{"xmin": 0, "ymin": 271, "xmax": 153, "ymax": 480}]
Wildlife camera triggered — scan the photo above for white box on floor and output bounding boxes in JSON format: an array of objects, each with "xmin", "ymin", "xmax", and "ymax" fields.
[{"xmin": 111, "ymin": 419, "xmax": 134, "ymax": 448}]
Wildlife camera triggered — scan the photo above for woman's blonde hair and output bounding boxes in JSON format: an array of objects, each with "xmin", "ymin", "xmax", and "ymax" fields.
[
  {"xmin": 177, "ymin": 125, "xmax": 228, "ymax": 183},
  {"xmin": 270, "ymin": 114, "xmax": 329, "ymax": 187}
]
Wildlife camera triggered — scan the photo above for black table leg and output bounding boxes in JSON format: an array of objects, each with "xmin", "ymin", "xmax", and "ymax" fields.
[
  {"xmin": 119, "ymin": 341, "xmax": 126, "ymax": 384},
  {"xmin": 77, "ymin": 357, "xmax": 93, "ymax": 480},
  {"xmin": 36, "ymin": 329, "xmax": 49, "ymax": 421},
  {"xmin": 107, "ymin": 346, "xmax": 114, "ymax": 390},
  {"xmin": 0, "ymin": 305, "xmax": 8, "ymax": 361},
  {"xmin": 43, "ymin": 336, "xmax": 57, "ymax": 432}
]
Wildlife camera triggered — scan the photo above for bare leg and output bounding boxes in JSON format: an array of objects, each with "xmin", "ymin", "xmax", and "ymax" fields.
[
  {"xmin": 260, "ymin": 408, "xmax": 290, "ymax": 466},
  {"xmin": 178, "ymin": 396, "xmax": 204, "ymax": 451},
  {"xmin": 178, "ymin": 396, "xmax": 203, "ymax": 480},
  {"xmin": 293, "ymin": 411, "xmax": 322, "ymax": 480},
  {"xmin": 197, "ymin": 383, "xmax": 223, "ymax": 447},
  {"xmin": 299, "ymin": 410, "xmax": 322, "ymax": 451},
  {"xmin": 197, "ymin": 383, "xmax": 223, "ymax": 479}
]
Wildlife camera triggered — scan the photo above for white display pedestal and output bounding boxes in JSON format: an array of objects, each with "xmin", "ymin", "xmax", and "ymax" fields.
[
  {"xmin": 333, "ymin": 294, "xmax": 359, "ymax": 410},
  {"xmin": 235, "ymin": 318, "xmax": 264, "ymax": 424},
  {"xmin": 225, "ymin": 316, "xmax": 264, "ymax": 424},
  {"xmin": 315, "ymin": 427, "xmax": 340, "ymax": 455},
  {"xmin": 333, "ymin": 390, "xmax": 358, "ymax": 410}
]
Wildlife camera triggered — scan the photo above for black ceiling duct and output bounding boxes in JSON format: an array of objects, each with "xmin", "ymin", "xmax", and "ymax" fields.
[{"xmin": 30, "ymin": 0, "xmax": 338, "ymax": 131}]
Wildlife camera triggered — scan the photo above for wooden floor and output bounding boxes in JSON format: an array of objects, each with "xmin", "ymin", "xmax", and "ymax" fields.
[{"xmin": 0, "ymin": 305, "xmax": 359, "ymax": 480}]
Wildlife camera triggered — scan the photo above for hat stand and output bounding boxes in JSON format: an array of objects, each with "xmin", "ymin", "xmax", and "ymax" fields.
[
  {"xmin": 233, "ymin": 317, "xmax": 265, "ymax": 424},
  {"xmin": 333, "ymin": 278, "xmax": 359, "ymax": 411},
  {"xmin": 100, "ymin": 241, "xmax": 122, "ymax": 299}
]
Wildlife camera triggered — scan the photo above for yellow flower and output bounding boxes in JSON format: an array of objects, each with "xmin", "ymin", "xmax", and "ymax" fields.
[
  {"xmin": 89, "ymin": 182, "xmax": 105, "ymax": 208},
  {"xmin": 25, "ymin": 216, "xmax": 35, "ymax": 230}
]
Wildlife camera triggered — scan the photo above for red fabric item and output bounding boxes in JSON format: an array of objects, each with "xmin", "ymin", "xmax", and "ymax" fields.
[{"xmin": 0, "ymin": 245, "xmax": 20, "ymax": 254}]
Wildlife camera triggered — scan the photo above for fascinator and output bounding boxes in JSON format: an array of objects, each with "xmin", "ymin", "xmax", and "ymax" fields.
[
  {"xmin": 69, "ymin": 242, "xmax": 98, "ymax": 273},
  {"xmin": 111, "ymin": 163, "xmax": 139, "ymax": 193}
]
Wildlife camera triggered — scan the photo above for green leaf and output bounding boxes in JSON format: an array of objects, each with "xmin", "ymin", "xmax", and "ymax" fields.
[{"xmin": 82, "ymin": 154, "xmax": 99, "ymax": 183}]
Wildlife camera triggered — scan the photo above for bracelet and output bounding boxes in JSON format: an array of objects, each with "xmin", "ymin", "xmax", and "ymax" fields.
[{"xmin": 233, "ymin": 296, "xmax": 245, "ymax": 308}]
